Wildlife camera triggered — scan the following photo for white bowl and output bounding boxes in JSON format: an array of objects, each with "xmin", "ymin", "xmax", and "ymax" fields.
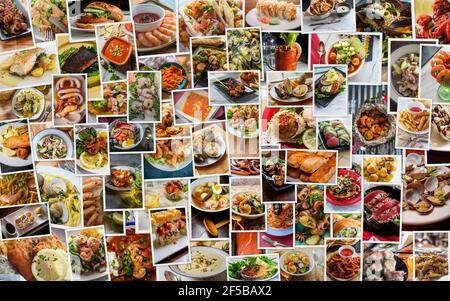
[
  {"xmin": 32, "ymin": 128, "xmax": 74, "ymax": 161},
  {"xmin": 132, "ymin": 4, "xmax": 165, "ymax": 33},
  {"xmin": 12, "ymin": 88, "xmax": 45, "ymax": 120},
  {"xmin": 109, "ymin": 119, "xmax": 144, "ymax": 150},
  {"xmin": 231, "ymin": 193, "xmax": 265, "ymax": 220},
  {"xmin": 190, "ymin": 177, "xmax": 230, "ymax": 213},
  {"xmin": 407, "ymin": 100, "xmax": 426, "ymax": 116},
  {"xmin": 280, "ymin": 251, "xmax": 315, "ymax": 277}
]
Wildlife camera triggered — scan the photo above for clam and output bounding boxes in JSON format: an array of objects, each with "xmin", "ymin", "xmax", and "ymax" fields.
[
  {"xmin": 43, "ymin": 178, "xmax": 67, "ymax": 197},
  {"xmin": 406, "ymin": 153, "xmax": 423, "ymax": 168},
  {"xmin": 424, "ymin": 176, "xmax": 439, "ymax": 192},
  {"xmin": 425, "ymin": 196, "xmax": 445, "ymax": 206},
  {"xmin": 409, "ymin": 166, "xmax": 428, "ymax": 180},
  {"xmin": 414, "ymin": 199, "xmax": 434, "ymax": 214},
  {"xmin": 406, "ymin": 182, "xmax": 425, "ymax": 195},
  {"xmin": 36, "ymin": 173, "xmax": 44, "ymax": 188},
  {"xmin": 405, "ymin": 188, "xmax": 421, "ymax": 205},
  {"xmin": 49, "ymin": 202, "xmax": 69, "ymax": 224}
]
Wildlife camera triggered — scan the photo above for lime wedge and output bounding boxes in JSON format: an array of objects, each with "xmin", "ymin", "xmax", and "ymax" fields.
[
  {"xmin": 112, "ymin": 212, "xmax": 124, "ymax": 225},
  {"xmin": 302, "ymin": 128, "xmax": 317, "ymax": 149}
]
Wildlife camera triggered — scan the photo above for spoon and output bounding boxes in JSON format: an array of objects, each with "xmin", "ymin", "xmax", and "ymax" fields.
[
  {"xmin": 317, "ymin": 41, "xmax": 325, "ymax": 63},
  {"xmin": 203, "ymin": 217, "xmax": 230, "ymax": 236},
  {"xmin": 164, "ymin": 270, "xmax": 180, "ymax": 281}
]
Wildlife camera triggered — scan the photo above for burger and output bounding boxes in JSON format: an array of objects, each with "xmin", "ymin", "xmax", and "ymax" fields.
[
  {"xmin": 75, "ymin": 2, "xmax": 124, "ymax": 29},
  {"xmin": 333, "ymin": 218, "xmax": 361, "ymax": 238},
  {"xmin": 316, "ymin": 68, "xmax": 346, "ymax": 98}
]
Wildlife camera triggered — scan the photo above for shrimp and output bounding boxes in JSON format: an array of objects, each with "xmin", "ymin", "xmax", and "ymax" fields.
[
  {"xmin": 87, "ymin": 237, "xmax": 100, "ymax": 252},
  {"xmin": 156, "ymin": 27, "xmax": 175, "ymax": 38},
  {"xmin": 80, "ymin": 247, "xmax": 93, "ymax": 262},
  {"xmin": 133, "ymin": 266, "xmax": 146, "ymax": 279},
  {"xmin": 137, "ymin": 33, "xmax": 155, "ymax": 48},
  {"xmin": 73, "ymin": 235, "xmax": 87, "ymax": 245},
  {"xmin": 144, "ymin": 32, "xmax": 162, "ymax": 46},
  {"xmin": 152, "ymin": 29, "xmax": 172, "ymax": 42},
  {"xmin": 160, "ymin": 23, "xmax": 176, "ymax": 31},
  {"xmin": 83, "ymin": 177, "xmax": 102, "ymax": 191}
]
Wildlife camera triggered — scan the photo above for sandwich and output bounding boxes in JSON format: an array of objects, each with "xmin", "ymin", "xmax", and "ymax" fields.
[
  {"xmin": 268, "ymin": 110, "xmax": 306, "ymax": 142},
  {"xmin": 74, "ymin": 2, "xmax": 123, "ymax": 29},
  {"xmin": 315, "ymin": 68, "xmax": 346, "ymax": 99},
  {"xmin": 151, "ymin": 208, "xmax": 187, "ymax": 246},
  {"xmin": 333, "ymin": 218, "xmax": 361, "ymax": 238}
]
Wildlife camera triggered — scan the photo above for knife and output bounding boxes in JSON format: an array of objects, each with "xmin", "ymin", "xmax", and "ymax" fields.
[
  {"xmin": 310, "ymin": 19, "xmax": 341, "ymax": 27},
  {"xmin": 49, "ymin": 16, "xmax": 68, "ymax": 33}
]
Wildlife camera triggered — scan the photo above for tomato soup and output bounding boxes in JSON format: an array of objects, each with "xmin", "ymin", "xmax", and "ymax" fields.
[
  {"xmin": 102, "ymin": 37, "xmax": 132, "ymax": 65},
  {"xmin": 134, "ymin": 12, "xmax": 160, "ymax": 23},
  {"xmin": 182, "ymin": 92, "xmax": 212, "ymax": 121}
]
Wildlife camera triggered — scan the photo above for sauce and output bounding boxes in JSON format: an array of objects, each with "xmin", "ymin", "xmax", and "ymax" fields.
[
  {"xmin": 340, "ymin": 249, "xmax": 354, "ymax": 257},
  {"xmin": 133, "ymin": 13, "xmax": 160, "ymax": 23},
  {"xmin": 337, "ymin": 6, "xmax": 350, "ymax": 14},
  {"xmin": 102, "ymin": 37, "xmax": 132, "ymax": 66},
  {"xmin": 182, "ymin": 92, "xmax": 212, "ymax": 121},
  {"xmin": 409, "ymin": 106, "xmax": 422, "ymax": 112}
]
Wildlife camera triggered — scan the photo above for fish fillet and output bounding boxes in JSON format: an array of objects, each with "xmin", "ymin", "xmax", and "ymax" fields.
[
  {"xmin": 62, "ymin": 46, "xmax": 97, "ymax": 73},
  {"xmin": 9, "ymin": 48, "xmax": 45, "ymax": 76},
  {"xmin": 3, "ymin": 133, "xmax": 30, "ymax": 149}
]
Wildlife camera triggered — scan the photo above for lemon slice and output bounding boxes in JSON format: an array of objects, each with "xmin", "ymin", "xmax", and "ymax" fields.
[
  {"xmin": 112, "ymin": 212, "xmax": 124, "ymax": 225},
  {"xmin": 122, "ymin": 139, "xmax": 135, "ymax": 148},
  {"xmin": 80, "ymin": 152, "xmax": 102, "ymax": 170},
  {"xmin": 145, "ymin": 193, "xmax": 160, "ymax": 208},
  {"xmin": 2, "ymin": 146, "xmax": 16, "ymax": 157},
  {"xmin": 31, "ymin": 249, "xmax": 69, "ymax": 281},
  {"xmin": 302, "ymin": 128, "xmax": 317, "ymax": 149}
]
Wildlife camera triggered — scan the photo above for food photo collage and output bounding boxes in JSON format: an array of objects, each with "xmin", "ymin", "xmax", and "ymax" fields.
[{"xmin": 0, "ymin": 0, "xmax": 449, "ymax": 282}]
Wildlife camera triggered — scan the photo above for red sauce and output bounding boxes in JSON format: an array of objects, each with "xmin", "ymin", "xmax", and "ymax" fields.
[
  {"xmin": 133, "ymin": 12, "xmax": 160, "ymax": 23},
  {"xmin": 340, "ymin": 249, "xmax": 354, "ymax": 257},
  {"xmin": 410, "ymin": 106, "xmax": 422, "ymax": 112}
]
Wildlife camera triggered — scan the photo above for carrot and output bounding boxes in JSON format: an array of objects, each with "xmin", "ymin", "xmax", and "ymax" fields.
[{"xmin": 161, "ymin": 65, "xmax": 187, "ymax": 91}]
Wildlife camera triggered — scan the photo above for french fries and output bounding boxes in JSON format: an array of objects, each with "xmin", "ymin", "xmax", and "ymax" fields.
[{"xmin": 399, "ymin": 109, "xmax": 430, "ymax": 132}]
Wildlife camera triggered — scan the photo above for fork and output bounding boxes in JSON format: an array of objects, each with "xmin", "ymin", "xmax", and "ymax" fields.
[
  {"xmin": 262, "ymin": 235, "xmax": 289, "ymax": 248},
  {"xmin": 44, "ymin": 28, "xmax": 55, "ymax": 41}
]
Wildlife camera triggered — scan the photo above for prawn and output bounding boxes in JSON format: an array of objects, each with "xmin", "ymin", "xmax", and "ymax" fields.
[
  {"xmin": 144, "ymin": 32, "xmax": 162, "ymax": 46},
  {"xmin": 80, "ymin": 247, "xmax": 93, "ymax": 262},
  {"xmin": 152, "ymin": 29, "xmax": 172, "ymax": 42},
  {"xmin": 137, "ymin": 33, "xmax": 155, "ymax": 48},
  {"xmin": 156, "ymin": 27, "xmax": 175, "ymax": 38}
]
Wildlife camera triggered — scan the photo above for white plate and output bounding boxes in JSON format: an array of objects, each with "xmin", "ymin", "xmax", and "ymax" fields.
[
  {"xmin": 105, "ymin": 166, "xmax": 136, "ymax": 191},
  {"xmin": 0, "ymin": 41, "xmax": 59, "ymax": 90},
  {"xmin": 230, "ymin": 193, "xmax": 265, "ymax": 220},
  {"xmin": 137, "ymin": 39, "xmax": 176, "ymax": 53},
  {"xmin": 269, "ymin": 85, "xmax": 313, "ymax": 103},
  {"xmin": 245, "ymin": 8, "xmax": 301, "ymax": 30},
  {"xmin": 194, "ymin": 136, "xmax": 226, "ymax": 167},
  {"xmin": 32, "ymin": 128, "xmax": 74, "ymax": 161},
  {"xmin": 36, "ymin": 165, "xmax": 82, "ymax": 229},
  {"xmin": 279, "ymin": 251, "xmax": 314, "ymax": 277},
  {"xmin": 390, "ymin": 45, "xmax": 420, "ymax": 101},
  {"xmin": 145, "ymin": 140, "xmax": 192, "ymax": 172},
  {"xmin": 266, "ymin": 226, "xmax": 293, "ymax": 237},
  {"xmin": 75, "ymin": 128, "xmax": 110, "ymax": 175},
  {"xmin": 397, "ymin": 99, "xmax": 430, "ymax": 135},
  {"xmin": 190, "ymin": 176, "xmax": 229, "ymax": 213},
  {"xmin": 0, "ymin": 122, "xmax": 32, "ymax": 167},
  {"xmin": 152, "ymin": 233, "xmax": 189, "ymax": 264},
  {"xmin": 363, "ymin": 156, "xmax": 402, "ymax": 184},
  {"xmin": 403, "ymin": 201, "xmax": 450, "ymax": 226},
  {"xmin": 169, "ymin": 246, "xmax": 228, "ymax": 279},
  {"xmin": 174, "ymin": 90, "xmax": 219, "ymax": 123}
]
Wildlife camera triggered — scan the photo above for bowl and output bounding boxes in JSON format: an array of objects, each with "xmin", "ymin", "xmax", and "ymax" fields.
[
  {"xmin": 338, "ymin": 245, "xmax": 356, "ymax": 258},
  {"xmin": 310, "ymin": 2, "xmax": 335, "ymax": 21},
  {"xmin": 335, "ymin": 2, "xmax": 351, "ymax": 17},
  {"xmin": 109, "ymin": 119, "xmax": 144, "ymax": 150},
  {"xmin": 101, "ymin": 37, "xmax": 133, "ymax": 66},
  {"xmin": 231, "ymin": 193, "xmax": 265, "ymax": 220},
  {"xmin": 132, "ymin": 4, "xmax": 165, "ymax": 33},
  {"xmin": 407, "ymin": 100, "xmax": 426, "ymax": 116},
  {"xmin": 32, "ymin": 128, "xmax": 74, "ymax": 161},
  {"xmin": 190, "ymin": 177, "xmax": 230, "ymax": 213},
  {"xmin": 12, "ymin": 88, "xmax": 45, "ymax": 120},
  {"xmin": 280, "ymin": 251, "xmax": 315, "ymax": 277}
]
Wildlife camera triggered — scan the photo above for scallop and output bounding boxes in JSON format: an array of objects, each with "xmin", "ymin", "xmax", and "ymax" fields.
[{"xmin": 43, "ymin": 178, "xmax": 67, "ymax": 197}]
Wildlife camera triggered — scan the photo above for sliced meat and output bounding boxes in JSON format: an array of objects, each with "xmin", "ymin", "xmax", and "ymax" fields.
[{"xmin": 62, "ymin": 46, "xmax": 97, "ymax": 73}]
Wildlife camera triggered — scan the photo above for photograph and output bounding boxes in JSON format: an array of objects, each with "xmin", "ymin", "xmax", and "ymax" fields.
[
  {"xmin": 414, "ymin": 231, "xmax": 449, "ymax": 281},
  {"xmin": 266, "ymin": 71, "xmax": 313, "ymax": 106},
  {"xmin": 0, "ymin": 119, "xmax": 34, "ymax": 174},
  {"xmin": 66, "ymin": 226, "xmax": 109, "ymax": 281},
  {"xmin": 57, "ymin": 34, "xmax": 101, "ymax": 99},
  {"xmin": 325, "ymin": 238, "xmax": 361, "ymax": 281},
  {"xmin": 155, "ymin": 101, "xmax": 191, "ymax": 138},
  {"xmin": 149, "ymin": 207, "xmax": 190, "ymax": 265},
  {"xmin": 0, "ymin": 203, "xmax": 50, "ymax": 240},
  {"xmin": 0, "ymin": 171, "xmax": 39, "ymax": 207},
  {"xmin": 310, "ymin": 33, "xmax": 382, "ymax": 84},
  {"xmin": 332, "ymin": 213, "xmax": 361, "ymax": 238},
  {"xmin": 87, "ymin": 81, "xmax": 127, "ymax": 120},
  {"xmin": 173, "ymin": 88, "xmax": 225, "ymax": 124},
  {"xmin": 104, "ymin": 153, "xmax": 143, "ymax": 210},
  {"xmin": 67, "ymin": 0, "xmax": 130, "ymax": 42},
  {"xmin": 363, "ymin": 155, "xmax": 402, "ymax": 184},
  {"xmin": 227, "ymin": 254, "xmax": 280, "ymax": 281},
  {"xmin": 262, "ymin": 32, "xmax": 308, "ymax": 73},
  {"xmin": 74, "ymin": 123, "xmax": 110, "ymax": 175},
  {"xmin": 0, "ymin": 85, "xmax": 52, "ymax": 123},
  {"xmin": 53, "ymin": 74, "xmax": 87, "ymax": 125},
  {"xmin": 395, "ymin": 98, "xmax": 431, "ymax": 150},
  {"xmin": 420, "ymin": 44, "xmax": 450, "ymax": 103},
  {"xmin": 317, "ymin": 116, "xmax": 352, "ymax": 167},
  {"xmin": 296, "ymin": 184, "xmax": 330, "ymax": 245},
  {"xmin": 36, "ymin": 161, "xmax": 82, "ymax": 228},
  {"xmin": 30, "ymin": 123, "xmax": 74, "ymax": 161},
  {"xmin": 258, "ymin": 203, "xmax": 295, "ymax": 249},
  {"xmin": 245, "ymin": 0, "xmax": 301, "ymax": 30},
  {"xmin": 261, "ymin": 149, "xmax": 295, "ymax": 202},
  {"xmin": 226, "ymin": 27, "xmax": 262, "ymax": 72},
  {"xmin": 127, "ymin": 70, "xmax": 161, "ymax": 123},
  {"xmin": 178, "ymin": 0, "xmax": 243, "ymax": 52},
  {"xmin": 430, "ymin": 104, "xmax": 450, "ymax": 153},
  {"xmin": 414, "ymin": 0, "xmax": 449, "ymax": 44},
  {"xmin": 285, "ymin": 150, "xmax": 337, "ymax": 184},
  {"xmin": 231, "ymin": 177, "xmax": 265, "ymax": 232},
  {"xmin": 190, "ymin": 176, "xmax": 230, "ymax": 240},
  {"xmin": 276, "ymin": 247, "xmax": 324, "ymax": 281},
  {"xmin": 30, "ymin": 0, "xmax": 68, "ymax": 42},
  {"xmin": 313, "ymin": 64, "xmax": 348, "ymax": 116},
  {"xmin": 208, "ymin": 71, "xmax": 260, "ymax": 105},
  {"xmin": 226, "ymin": 104, "xmax": 259, "ymax": 158},
  {"xmin": 362, "ymin": 232, "xmax": 413, "ymax": 281},
  {"xmin": 302, "ymin": 0, "xmax": 356, "ymax": 33},
  {"xmin": 0, "ymin": 0, "xmax": 34, "ymax": 54}
]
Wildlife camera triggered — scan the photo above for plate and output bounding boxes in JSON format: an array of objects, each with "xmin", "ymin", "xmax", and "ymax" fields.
[
  {"xmin": 194, "ymin": 136, "xmax": 226, "ymax": 167},
  {"xmin": 326, "ymin": 251, "xmax": 360, "ymax": 281},
  {"xmin": 32, "ymin": 128, "xmax": 74, "ymax": 161},
  {"xmin": 137, "ymin": 39, "xmax": 176, "ymax": 53},
  {"xmin": 190, "ymin": 177, "xmax": 229, "ymax": 213},
  {"xmin": 105, "ymin": 166, "xmax": 136, "ymax": 191},
  {"xmin": 266, "ymin": 226, "xmax": 293, "ymax": 237},
  {"xmin": 169, "ymin": 246, "xmax": 228, "ymax": 279},
  {"xmin": 145, "ymin": 140, "xmax": 192, "ymax": 172},
  {"xmin": 318, "ymin": 119, "xmax": 351, "ymax": 150},
  {"xmin": 230, "ymin": 193, "xmax": 265, "ymax": 220},
  {"xmin": 0, "ymin": 122, "xmax": 32, "ymax": 167},
  {"xmin": 0, "ymin": 41, "xmax": 58, "ymax": 89},
  {"xmin": 245, "ymin": 7, "xmax": 301, "ymax": 30},
  {"xmin": 430, "ymin": 123, "xmax": 450, "ymax": 151},
  {"xmin": 0, "ymin": 0, "xmax": 32, "ymax": 41},
  {"xmin": 174, "ymin": 90, "xmax": 219, "ymax": 123},
  {"xmin": 279, "ymin": 251, "xmax": 314, "ymax": 277},
  {"xmin": 326, "ymin": 169, "xmax": 362, "ymax": 206},
  {"xmin": 269, "ymin": 85, "xmax": 313, "ymax": 103},
  {"xmin": 152, "ymin": 233, "xmax": 189, "ymax": 264},
  {"xmin": 397, "ymin": 101, "xmax": 430, "ymax": 135}
]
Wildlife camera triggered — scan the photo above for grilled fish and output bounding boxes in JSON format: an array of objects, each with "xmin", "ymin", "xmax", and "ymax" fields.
[{"xmin": 62, "ymin": 46, "xmax": 97, "ymax": 73}]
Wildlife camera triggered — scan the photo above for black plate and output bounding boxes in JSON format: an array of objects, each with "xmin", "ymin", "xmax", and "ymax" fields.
[
  {"xmin": 318, "ymin": 120, "xmax": 351, "ymax": 150},
  {"xmin": 262, "ymin": 173, "xmax": 294, "ymax": 192},
  {"xmin": 363, "ymin": 186, "xmax": 401, "ymax": 238},
  {"xmin": 314, "ymin": 67, "xmax": 346, "ymax": 108},
  {"xmin": 213, "ymin": 77, "xmax": 257, "ymax": 103}
]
